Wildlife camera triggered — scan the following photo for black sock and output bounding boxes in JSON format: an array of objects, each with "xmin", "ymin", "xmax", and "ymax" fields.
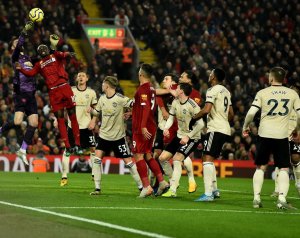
[
  {"xmin": 0, "ymin": 122, "xmax": 15, "ymax": 134},
  {"xmin": 24, "ymin": 125, "xmax": 36, "ymax": 145}
]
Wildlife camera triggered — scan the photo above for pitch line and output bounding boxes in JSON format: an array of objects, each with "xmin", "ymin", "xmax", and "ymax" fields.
[
  {"xmin": 0, "ymin": 200, "xmax": 173, "ymax": 238},
  {"xmin": 35, "ymin": 206, "xmax": 300, "ymax": 215},
  {"xmin": 219, "ymin": 189, "xmax": 300, "ymax": 200}
]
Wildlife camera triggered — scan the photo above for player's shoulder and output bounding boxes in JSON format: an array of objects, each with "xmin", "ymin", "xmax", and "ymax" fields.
[
  {"xmin": 187, "ymin": 98, "xmax": 198, "ymax": 108},
  {"xmin": 86, "ymin": 87, "xmax": 97, "ymax": 94},
  {"xmin": 99, "ymin": 93, "xmax": 106, "ymax": 99},
  {"xmin": 71, "ymin": 86, "xmax": 77, "ymax": 91},
  {"xmin": 116, "ymin": 92, "xmax": 125, "ymax": 98}
]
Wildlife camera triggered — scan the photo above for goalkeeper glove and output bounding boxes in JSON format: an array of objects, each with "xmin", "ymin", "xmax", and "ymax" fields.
[
  {"xmin": 50, "ymin": 34, "xmax": 60, "ymax": 50},
  {"xmin": 22, "ymin": 21, "xmax": 34, "ymax": 36}
]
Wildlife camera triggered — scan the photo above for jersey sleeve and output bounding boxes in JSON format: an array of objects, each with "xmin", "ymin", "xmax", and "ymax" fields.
[
  {"xmin": 121, "ymin": 95, "xmax": 133, "ymax": 108},
  {"xmin": 192, "ymin": 104, "xmax": 201, "ymax": 116},
  {"xmin": 205, "ymin": 88, "xmax": 216, "ymax": 104},
  {"xmin": 11, "ymin": 35, "xmax": 25, "ymax": 63},
  {"xmin": 251, "ymin": 91, "xmax": 262, "ymax": 109},
  {"xmin": 54, "ymin": 51, "xmax": 68, "ymax": 59},
  {"xmin": 156, "ymin": 96, "xmax": 165, "ymax": 108},
  {"xmin": 19, "ymin": 62, "xmax": 40, "ymax": 77},
  {"xmin": 91, "ymin": 90, "xmax": 98, "ymax": 105},
  {"xmin": 169, "ymin": 100, "xmax": 176, "ymax": 116},
  {"xmin": 293, "ymin": 94, "xmax": 300, "ymax": 112},
  {"xmin": 95, "ymin": 97, "xmax": 102, "ymax": 112}
]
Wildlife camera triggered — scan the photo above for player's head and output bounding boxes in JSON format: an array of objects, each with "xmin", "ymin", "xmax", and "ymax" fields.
[
  {"xmin": 9, "ymin": 36, "xmax": 19, "ymax": 51},
  {"xmin": 179, "ymin": 70, "xmax": 196, "ymax": 86},
  {"xmin": 37, "ymin": 44, "xmax": 49, "ymax": 57},
  {"xmin": 139, "ymin": 63, "xmax": 153, "ymax": 81},
  {"xmin": 102, "ymin": 76, "xmax": 118, "ymax": 92},
  {"xmin": 209, "ymin": 68, "xmax": 225, "ymax": 84},
  {"xmin": 76, "ymin": 72, "xmax": 89, "ymax": 86},
  {"xmin": 177, "ymin": 82, "xmax": 192, "ymax": 97},
  {"xmin": 269, "ymin": 67, "xmax": 286, "ymax": 84},
  {"xmin": 162, "ymin": 73, "xmax": 178, "ymax": 89}
]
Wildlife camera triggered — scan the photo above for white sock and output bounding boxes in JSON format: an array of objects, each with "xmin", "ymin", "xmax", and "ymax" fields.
[
  {"xmin": 278, "ymin": 169, "xmax": 289, "ymax": 203},
  {"xmin": 160, "ymin": 160, "xmax": 173, "ymax": 179},
  {"xmin": 20, "ymin": 148, "xmax": 26, "ymax": 154},
  {"xmin": 274, "ymin": 167, "xmax": 279, "ymax": 193},
  {"xmin": 203, "ymin": 162, "xmax": 214, "ymax": 196},
  {"xmin": 292, "ymin": 164, "xmax": 300, "ymax": 188},
  {"xmin": 126, "ymin": 162, "xmax": 143, "ymax": 189},
  {"xmin": 170, "ymin": 161, "xmax": 182, "ymax": 193},
  {"xmin": 212, "ymin": 163, "xmax": 218, "ymax": 191},
  {"xmin": 90, "ymin": 153, "xmax": 95, "ymax": 176},
  {"xmin": 61, "ymin": 151, "xmax": 70, "ymax": 178},
  {"xmin": 253, "ymin": 169, "xmax": 264, "ymax": 201},
  {"xmin": 184, "ymin": 156, "xmax": 196, "ymax": 183},
  {"xmin": 92, "ymin": 156, "xmax": 102, "ymax": 190}
]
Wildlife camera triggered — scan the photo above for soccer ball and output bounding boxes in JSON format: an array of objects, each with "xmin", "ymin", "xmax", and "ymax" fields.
[{"xmin": 29, "ymin": 8, "xmax": 44, "ymax": 22}]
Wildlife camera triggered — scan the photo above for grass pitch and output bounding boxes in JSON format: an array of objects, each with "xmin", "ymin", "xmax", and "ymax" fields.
[{"xmin": 0, "ymin": 172, "xmax": 299, "ymax": 238}]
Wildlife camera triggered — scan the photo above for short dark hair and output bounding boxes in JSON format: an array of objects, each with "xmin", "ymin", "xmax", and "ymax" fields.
[
  {"xmin": 165, "ymin": 73, "xmax": 179, "ymax": 83},
  {"xmin": 213, "ymin": 68, "xmax": 226, "ymax": 82},
  {"xmin": 140, "ymin": 63, "xmax": 153, "ymax": 79},
  {"xmin": 270, "ymin": 67, "xmax": 286, "ymax": 83},
  {"xmin": 179, "ymin": 82, "xmax": 192, "ymax": 96},
  {"xmin": 185, "ymin": 70, "xmax": 197, "ymax": 85}
]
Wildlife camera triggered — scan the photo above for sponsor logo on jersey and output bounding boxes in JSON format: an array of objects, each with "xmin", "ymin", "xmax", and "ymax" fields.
[
  {"xmin": 194, "ymin": 98, "xmax": 200, "ymax": 104},
  {"xmin": 40, "ymin": 57, "xmax": 56, "ymax": 68}
]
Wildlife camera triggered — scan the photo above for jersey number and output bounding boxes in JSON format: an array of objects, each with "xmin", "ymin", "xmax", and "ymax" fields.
[
  {"xmin": 267, "ymin": 99, "xmax": 289, "ymax": 116},
  {"xmin": 150, "ymin": 93, "xmax": 155, "ymax": 110},
  {"xmin": 224, "ymin": 96, "xmax": 228, "ymax": 112}
]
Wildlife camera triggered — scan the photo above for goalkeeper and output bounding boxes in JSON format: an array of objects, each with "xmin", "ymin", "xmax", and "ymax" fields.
[
  {"xmin": 16, "ymin": 35, "xmax": 82, "ymax": 155},
  {"xmin": 0, "ymin": 21, "xmax": 37, "ymax": 166}
]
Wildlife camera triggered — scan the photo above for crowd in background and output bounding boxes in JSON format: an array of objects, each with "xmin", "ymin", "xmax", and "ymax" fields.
[{"xmin": 1, "ymin": 0, "xmax": 299, "ymax": 160}]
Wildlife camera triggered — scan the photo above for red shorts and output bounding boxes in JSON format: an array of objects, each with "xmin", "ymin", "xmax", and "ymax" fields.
[
  {"xmin": 132, "ymin": 133, "xmax": 155, "ymax": 154},
  {"xmin": 49, "ymin": 84, "xmax": 75, "ymax": 112}
]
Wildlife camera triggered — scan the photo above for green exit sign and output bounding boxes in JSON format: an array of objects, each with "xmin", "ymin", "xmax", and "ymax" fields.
[{"xmin": 86, "ymin": 27, "xmax": 125, "ymax": 38}]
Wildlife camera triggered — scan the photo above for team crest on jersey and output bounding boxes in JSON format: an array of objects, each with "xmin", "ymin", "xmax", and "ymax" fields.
[
  {"xmin": 85, "ymin": 94, "xmax": 89, "ymax": 99},
  {"xmin": 112, "ymin": 102, "xmax": 117, "ymax": 107},
  {"xmin": 183, "ymin": 109, "xmax": 187, "ymax": 114},
  {"xmin": 141, "ymin": 94, "xmax": 147, "ymax": 101},
  {"xmin": 194, "ymin": 98, "xmax": 200, "ymax": 104}
]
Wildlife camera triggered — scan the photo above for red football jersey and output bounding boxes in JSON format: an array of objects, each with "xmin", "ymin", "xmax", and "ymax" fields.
[
  {"xmin": 190, "ymin": 88, "xmax": 201, "ymax": 105},
  {"xmin": 132, "ymin": 82, "xmax": 157, "ymax": 134},
  {"xmin": 19, "ymin": 51, "xmax": 69, "ymax": 90}
]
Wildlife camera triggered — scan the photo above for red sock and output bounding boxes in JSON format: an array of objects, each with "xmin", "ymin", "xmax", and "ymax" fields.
[
  {"xmin": 57, "ymin": 118, "xmax": 70, "ymax": 148},
  {"xmin": 147, "ymin": 158, "xmax": 164, "ymax": 182},
  {"xmin": 69, "ymin": 113, "xmax": 80, "ymax": 146},
  {"xmin": 136, "ymin": 160, "xmax": 150, "ymax": 187}
]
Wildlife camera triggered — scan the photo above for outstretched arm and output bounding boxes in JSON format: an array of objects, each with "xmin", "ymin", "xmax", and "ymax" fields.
[{"xmin": 16, "ymin": 62, "xmax": 40, "ymax": 77}]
